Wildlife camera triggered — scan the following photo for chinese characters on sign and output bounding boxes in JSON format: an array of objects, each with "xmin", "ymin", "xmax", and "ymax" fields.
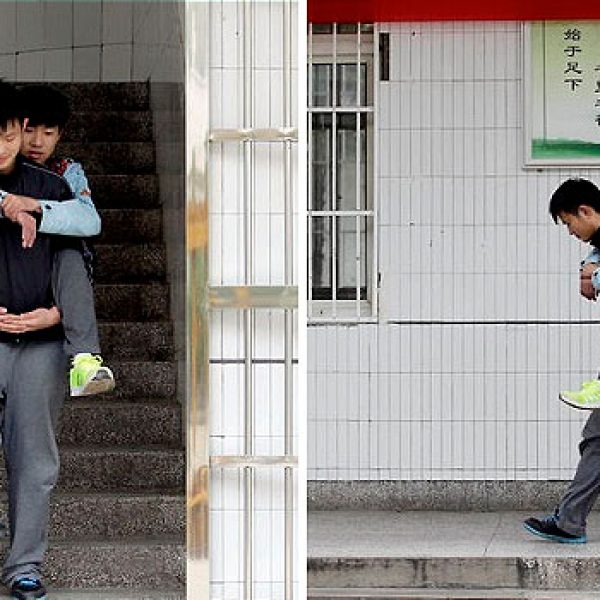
[
  {"xmin": 595, "ymin": 59, "xmax": 600, "ymax": 128},
  {"xmin": 562, "ymin": 28, "xmax": 600, "ymax": 130},
  {"xmin": 563, "ymin": 28, "xmax": 582, "ymax": 91},
  {"xmin": 525, "ymin": 22, "xmax": 600, "ymax": 166}
]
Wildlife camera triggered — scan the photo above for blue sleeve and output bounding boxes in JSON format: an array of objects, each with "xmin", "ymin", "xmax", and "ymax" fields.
[
  {"xmin": 581, "ymin": 248, "xmax": 600, "ymax": 269},
  {"xmin": 38, "ymin": 161, "xmax": 101, "ymax": 237}
]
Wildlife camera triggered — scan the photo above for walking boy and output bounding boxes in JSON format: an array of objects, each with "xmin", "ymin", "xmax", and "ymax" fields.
[
  {"xmin": 524, "ymin": 178, "xmax": 600, "ymax": 544},
  {"xmin": 0, "ymin": 80, "xmax": 74, "ymax": 599}
]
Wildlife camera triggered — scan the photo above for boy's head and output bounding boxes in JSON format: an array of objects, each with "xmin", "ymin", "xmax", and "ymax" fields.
[
  {"xmin": 0, "ymin": 80, "xmax": 23, "ymax": 176},
  {"xmin": 20, "ymin": 85, "xmax": 70, "ymax": 165},
  {"xmin": 550, "ymin": 178, "xmax": 600, "ymax": 243}
]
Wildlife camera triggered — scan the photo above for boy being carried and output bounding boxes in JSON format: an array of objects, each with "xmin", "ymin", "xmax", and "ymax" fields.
[{"xmin": 549, "ymin": 179, "xmax": 600, "ymax": 410}]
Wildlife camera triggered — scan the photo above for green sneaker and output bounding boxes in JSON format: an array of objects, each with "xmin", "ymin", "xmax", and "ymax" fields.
[
  {"xmin": 559, "ymin": 379, "xmax": 600, "ymax": 410},
  {"xmin": 70, "ymin": 353, "xmax": 115, "ymax": 397}
]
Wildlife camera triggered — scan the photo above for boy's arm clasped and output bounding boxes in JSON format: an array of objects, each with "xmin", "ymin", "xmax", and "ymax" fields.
[
  {"xmin": 0, "ymin": 306, "xmax": 60, "ymax": 334},
  {"xmin": 0, "ymin": 192, "xmax": 41, "ymax": 248}
]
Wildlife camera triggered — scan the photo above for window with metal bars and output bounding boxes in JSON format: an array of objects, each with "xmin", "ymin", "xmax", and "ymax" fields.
[{"xmin": 308, "ymin": 23, "xmax": 377, "ymax": 320}]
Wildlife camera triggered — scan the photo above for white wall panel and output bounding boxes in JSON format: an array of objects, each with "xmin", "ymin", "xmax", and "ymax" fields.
[
  {"xmin": 0, "ymin": 1, "xmax": 182, "ymax": 82},
  {"xmin": 309, "ymin": 23, "xmax": 598, "ymax": 488}
]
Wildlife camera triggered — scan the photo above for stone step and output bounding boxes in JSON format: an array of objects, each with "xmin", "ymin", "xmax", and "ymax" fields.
[
  {"xmin": 309, "ymin": 557, "xmax": 600, "ymax": 594},
  {"xmin": 98, "ymin": 322, "xmax": 173, "ymax": 361},
  {"xmin": 64, "ymin": 111, "xmax": 153, "ymax": 143},
  {"xmin": 38, "ymin": 82, "xmax": 150, "ymax": 111},
  {"xmin": 95, "ymin": 284, "xmax": 170, "ymax": 321},
  {"xmin": 59, "ymin": 142, "xmax": 155, "ymax": 175},
  {"xmin": 100, "ymin": 361, "xmax": 177, "ymax": 401},
  {"xmin": 0, "ymin": 591, "xmax": 184, "ymax": 599},
  {"xmin": 88, "ymin": 175, "xmax": 160, "ymax": 209},
  {"xmin": 97, "ymin": 209, "xmax": 162, "ymax": 244},
  {"xmin": 37, "ymin": 538, "xmax": 184, "ymax": 589},
  {"xmin": 0, "ymin": 448, "xmax": 183, "ymax": 492},
  {"xmin": 95, "ymin": 244, "xmax": 166, "ymax": 283},
  {"xmin": 308, "ymin": 481, "xmax": 585, "ymax": 512},
  {"xmin": 58, "ymin": 402, "xmax": 182, "ymax": 448},
  {"xmin": 308, "ymin": 511, "xmax": 600, "ymax": 593},
  {"xmin": 48, "ymin": 493, "xmax": 184, "ymax": 540},
  {"xmin": 0, "ymin": 493, "xmax": 185, "ymax": 542},
  {"xmin": 308, "ymin": 590, "xmax": 600, "ymax": 599},
  {"xmin": 55, "ymin": 448, "xmax": 184, "ymax": 492}
]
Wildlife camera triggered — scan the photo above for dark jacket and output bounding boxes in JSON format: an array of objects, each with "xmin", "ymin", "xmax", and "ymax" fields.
[{"xmin": 0, "ymin": 156, "xmax": 72, "ymax": 342}]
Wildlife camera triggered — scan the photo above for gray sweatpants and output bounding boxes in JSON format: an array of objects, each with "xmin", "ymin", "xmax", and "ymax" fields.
[
  {"xmin": 52, "ymin": 248, "xmax": 100, "ymax": 357},
  {"xmin": 558, "ymin": 409, "xmax": 600, "ymax": 536},
  {"xmin": 0, "ymin": 340, "xmax": 68, "ymax": 586}
]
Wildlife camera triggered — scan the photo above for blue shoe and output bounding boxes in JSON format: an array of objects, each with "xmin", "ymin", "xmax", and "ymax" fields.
[
  {"xmin": 10, "ymin": 577, "xmax": 47, "ymax": 600},
  {"xmin": 523, "ymin": 514, "xmax": 587, "ymax": 544}
]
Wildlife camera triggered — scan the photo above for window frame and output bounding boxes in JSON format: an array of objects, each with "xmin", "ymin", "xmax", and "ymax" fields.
[{"xmin": 308, "ymin": 24, "xmax": 379, "ymax": 323}]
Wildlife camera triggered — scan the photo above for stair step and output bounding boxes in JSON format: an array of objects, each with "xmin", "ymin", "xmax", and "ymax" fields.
[
  {"xmin": 19, "ymin": 591, "xmax": 184, "ymax": 599},
  {"xmin": 64, "ymin": 111, "xmax": 153, "ymax": 143},
  {"xmin": 45, "ymin": 82, "xmax": 150, "ymax": 111},
  {"xmin": 98, "ymin": 209, "xmax": 162, "ymax": 244},
  {"xmin": 57, "ymin": 448, "xmax": 184, "ymax": 492},
  {"xmin": 59, "ymin": 142, "xmax": 155, "ymax": 175},
  {"xmin": 0, "ymin": 449, "xmax": 183, "ymax": 492},
  {"xmin": 308, "ymin": 590, "xmax": 600, "ymax": 599},
  {"xmin": 99, "ymin": 361, "xmax": 177, "ymax": 401},
  {"xmin": 59, "ymin": 402, "xmax": 182, "ymax": 447},
  {"xmin": 98, "ymin": 322, "xmax": 173, "ymax": 361},
  {"xmin": 41, "ymin": 538, "xmax": 184, "ymax": 589},
  {"xmin": 95, "ymin": 244, "xmax": 166, "ymax": 283},
  {"xmin": 48, "ymin": 493, "xmax": 184, "ymax": 540},
  {"xmin": 308, "ymin": 511, "xmax": 600, "ymax": 593},
  {"xmin": 89, "ymin": 175, "xmax": 160, "ymax": 209},
  {"xmin": 0, "ymin": 493, "xmax": 185, "ymax": 542},
  {"xmin": 309, "ymin": 557, "xmax": 600, "ymax": 593},
  {"xmin": 95, "ymin": 284, "xmax": 170, "ymax": 321}
]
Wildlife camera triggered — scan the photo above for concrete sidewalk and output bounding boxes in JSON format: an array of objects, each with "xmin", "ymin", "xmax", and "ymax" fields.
[{"xmin": 309, "ymin": 511, "xmax": 600, "ymax": 597}]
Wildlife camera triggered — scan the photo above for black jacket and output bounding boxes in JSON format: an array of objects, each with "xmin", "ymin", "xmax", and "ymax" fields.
[{"xmin": 0, "ymin": 156, "xmax": 72, "ymax": 342}]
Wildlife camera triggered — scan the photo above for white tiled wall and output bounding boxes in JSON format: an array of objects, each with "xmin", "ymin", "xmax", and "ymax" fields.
[
  {"xmin": 0, "ymin": 1, "xmax": 183, "ymax": 82},
  {"xmin": 209, "ymin": 2, "xmax": 299, "ymax": 598},
  {"xmin": 308, "ymin": 21, "xmax": 598, "ymax": 481}
]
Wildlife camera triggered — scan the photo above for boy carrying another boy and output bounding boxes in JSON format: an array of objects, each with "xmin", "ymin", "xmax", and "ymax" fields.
[
  {"xmin": 0, "ymin": 79, "xmax": 77, "ymax": 600},
  {"xmin": 524, "ymin": 178, "xmax": 600, "ymax": 544},
  {"xmin": 1, "ymin": 84, "xmax": 114, "ymax": 397}
]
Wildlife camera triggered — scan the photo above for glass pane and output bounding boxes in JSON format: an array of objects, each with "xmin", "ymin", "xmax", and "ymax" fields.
[
  {"xmin": 336, "ymin": 217, "xmax": 367, "ymax": 300},
  {"xmin": 311, "ymin": 216, "xmax": 332, "ymax": 300},
  {"xmin": 311, "ymin": 113, "xmax": 332, "ymax": 211},
  {"xmin": 335, "ymin": 113, "xmax": 367, "ymax": 211},
  {"xmin": 336, "ymin": 24, "xmax": 357, "ymax": 35},
  {"xmin": 336, "ymin": 63, "xmax": 367, "ymax": 107},
  {"xmin": 311, "ymin": 64, "xmax": 332, "ymax": 107},
  {"xmin": 312, "ymin": 24, "xmax": 333, "ymax": 35}
]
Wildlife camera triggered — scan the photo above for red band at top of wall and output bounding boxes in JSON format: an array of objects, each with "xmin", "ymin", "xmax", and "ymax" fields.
[{"xmin": 308, "ymin": 0, "xmax": 600, "ymax": 23}]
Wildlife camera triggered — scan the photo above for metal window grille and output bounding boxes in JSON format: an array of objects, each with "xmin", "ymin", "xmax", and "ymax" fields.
[
  {"xmin": 308, "ymin": 23, "xmax": 378, "ymax": 322},
  {"xmin": 186, "ymin": 1, "xmax": 298, "ymax": 598}
]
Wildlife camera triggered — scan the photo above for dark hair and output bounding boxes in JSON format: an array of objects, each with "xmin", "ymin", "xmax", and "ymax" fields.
[
  {"xmin": 549, "ymin": 178, "xmax": 600, "ymax": 223},
  {"xmin": 20, "ymin": 84, "xmax": 70, "ymax": 130},
  {"xmin": 0, "ymin": 80, "xmax": 22, "ymax": 131}
]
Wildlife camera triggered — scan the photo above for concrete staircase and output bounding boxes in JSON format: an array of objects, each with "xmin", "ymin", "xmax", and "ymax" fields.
[
  {"xmin": 6, "ymin": 82, "xmax": 185, "ymax": 596},
  {"xmin": 308, "ymin": 510, "xmax": 600, "ymax": 599}
]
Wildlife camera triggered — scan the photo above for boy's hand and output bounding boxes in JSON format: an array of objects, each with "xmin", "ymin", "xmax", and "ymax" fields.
[
  {"xmin": 580, "ymin": 262, "xmax": 600, "ymax": 300},
  {"xmin": 15, "ymin": 212, "xmax": 37, "ymax": 248},
  {"xmin": 1, "ymin": 194, "xmax": 41, "ymax": 221},
  {"xmin": 0, "ymin": 307, "xmax": 60, "ymax": 334}
]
